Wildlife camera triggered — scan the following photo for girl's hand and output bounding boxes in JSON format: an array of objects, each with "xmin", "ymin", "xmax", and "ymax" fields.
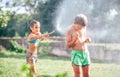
[
  {"xmin": 41, "ymin": 30, "xmax": 55, "ymax": 38},
  {"xmin": 38, "ymin": 34, "xmax": 49, "ymax": 40},
  {"xmin": 43, "ymin": 33, "xmax": 49, "ymax": 37}
]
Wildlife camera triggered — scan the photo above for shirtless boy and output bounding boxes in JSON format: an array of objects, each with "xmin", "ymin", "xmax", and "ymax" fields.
[{"xmin": 66, "ymin": 14, "xmax": 91, "ymax": 77}]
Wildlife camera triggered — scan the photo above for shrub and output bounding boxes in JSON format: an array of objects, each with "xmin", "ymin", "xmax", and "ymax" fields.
[
  {"xmin": 9, "ymin": 40, "xmax": 26, "ymax": 53},
  {"xmin": 38, "ymin": 41, "xmax": 52, "ymax": 55},
  {"xmin": 21, "ymin": 63, "xmax": 68, "ymax": 77}
]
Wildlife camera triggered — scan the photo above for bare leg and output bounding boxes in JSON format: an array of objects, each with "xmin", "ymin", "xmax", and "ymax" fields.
[
  {"xmin": 72, "ymin": 63, "xmax": 81, "ymax": 77},
  {"xmin": 82, "ymin": 65, "xmax": 90, "ymax": 77},
  {"xmin": 28, "ymin": 62, "xmax": 36, "ymax": 77}
]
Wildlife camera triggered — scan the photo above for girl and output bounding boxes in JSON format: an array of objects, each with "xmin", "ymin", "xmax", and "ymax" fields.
[{"xmin": 26, "ymin": 20, "xmax": 48, "ymax": 76}]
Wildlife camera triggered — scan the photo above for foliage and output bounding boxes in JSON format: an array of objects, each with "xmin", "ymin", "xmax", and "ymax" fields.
[
  {"xmin": 35, "ymin": 0, "xmax": 62, "ymax": 34},
  {"xmin": 21, "ymin": 63, "xmax": 68, "ymax": 77},
  {"xmin": 38, "ymin": 41, "xmax": 52, "ymax": 55},
  {"xmin": 0, "ymin": 6, "xmax": 10, "ymax": 36},
  {"xmin": 9, "ymin": 40, "xmax": 26, "ymax": 53},
  {"xmin": 21, "ymin": 63, "xmax": 33, "ymax": 77},
  {"xmin": 0, "ymin": 13, "xmax": 32, "ymax": 37},
  {"xmin": 56, "ymin": 72, "xmax": 67, "ymax": 77},
  {"xmin": 0, "ymin": 0, "xmax": 61, "ymax": 37},
  {"xmin": 0, "ymin": 49, "xmax": 17, "ymax": 57},
  {"xmin": 8, "ymin": 14, "xmax": 32, "ymax": 37},
  {"xmin": 0, "ymin": 7, "xmax": 10, "ymax": 29}
]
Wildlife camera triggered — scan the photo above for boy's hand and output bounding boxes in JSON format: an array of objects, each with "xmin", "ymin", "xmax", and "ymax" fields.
[{"xmin": 85, "ymin": 37, "xmax": 91, "ymax": 43}]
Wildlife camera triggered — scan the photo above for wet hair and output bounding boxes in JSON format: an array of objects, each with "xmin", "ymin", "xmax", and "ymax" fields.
[
  {"xmin": 28, "ymin": 20, "xmax": 40, "ymax": 33},
  {"xmin": 74, "ymin": 14, "xmax": 88, "ymax": 26},
  {"xmin": 30, "ymin": 20, "xmax": 40, "ymax": 27}
]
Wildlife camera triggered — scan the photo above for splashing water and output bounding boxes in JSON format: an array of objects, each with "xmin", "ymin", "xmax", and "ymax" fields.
[
  {"xmin": 53, "ymin": 0, "xmax": 119, "ymax": 43},
  {"xmin": 53, "ymin": 0, "xmax": 92, "ymax": 34}
]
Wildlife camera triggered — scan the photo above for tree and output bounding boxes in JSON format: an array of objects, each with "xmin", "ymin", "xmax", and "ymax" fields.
[
  {"xmin": 35, "ymin": 0, "xmax": 62, "ymax": 35},
  {"xmin": 0, "ymin": 0, "xmax": 62, "ymax": 37},
  {"xmin": 0, "ymin": 6, "xmax": 10, "ymax": 36},
  {"xmin": 5, "ymin": 14, "xmax": 32, "ymax": 37}
]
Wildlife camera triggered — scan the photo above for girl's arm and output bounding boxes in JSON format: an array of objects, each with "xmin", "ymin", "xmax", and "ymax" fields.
[{"xmin": 38, "ymin": 30, "xmax": 55, "ymax": 40}]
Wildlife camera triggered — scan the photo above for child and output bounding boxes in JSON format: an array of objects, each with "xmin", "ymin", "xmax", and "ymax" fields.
[
  {"xmin": 26, "ymin": 20, "xmax": 49, "ymax": 76},
  {"xmin": 66, "ymin": 14, "xmax": 91, "ymax": 77}
]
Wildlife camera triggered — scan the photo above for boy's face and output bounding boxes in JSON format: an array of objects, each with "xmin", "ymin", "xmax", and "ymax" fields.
[
  {"xmin": 30, "ymin": 23, "xmax": 40, "ymax": 34},
  {"xmin": 74, "ymin": 24, "xmax": 83, "ymax": 31}
]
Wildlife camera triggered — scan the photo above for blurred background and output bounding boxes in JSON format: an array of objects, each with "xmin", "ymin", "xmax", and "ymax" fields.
[{"xmin": 0, "ymin": 0, "xmax": 120, "ymax": 43}]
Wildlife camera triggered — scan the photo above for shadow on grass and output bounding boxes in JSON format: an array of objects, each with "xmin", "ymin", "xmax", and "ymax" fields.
[
  {"xmin": 38, "ymin": 54, "xmax": 70, "ymax": 61},
  {"xmin": 91, "ymin": 59, "xmax": 116, "ymax": 64},
  {"xmin": 0, "ymin": 51, "xmax": 70, "ymax": 61},
  {"xmin": 1, "ymin": 52, "xmax": 114, "ymax": 63},
  {"xmin": 41, "ymin": 72, "xmax": 68, "ymax": 77},
  {"xmin": 1, "ymin": 50, "xmax": 113, "ymax": 63},
  {"xmin": 36, "ymin": 72, "xmax": 68, "ymax": 77},
  {"xmin": 0, "ymin": 70, "xmax": 3, "ymax": 75},
  {"xmin": 21, "ymin": 63, "xmax": 68, "ymax": 77},
  {"xmin": 0, "ymin": 51, "xmax": 26, "ymax": 59}
]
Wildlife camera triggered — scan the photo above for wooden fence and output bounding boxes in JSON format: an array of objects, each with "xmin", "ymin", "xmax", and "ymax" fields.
[{"xmin": 0, "ymin": 37, "xmax": 65, "ymax": 48}]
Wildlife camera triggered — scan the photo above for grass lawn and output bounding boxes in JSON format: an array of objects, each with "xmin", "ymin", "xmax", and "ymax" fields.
[{"xmin": 0, "ymin": 52, "xmax": 120, "ymax": 77}]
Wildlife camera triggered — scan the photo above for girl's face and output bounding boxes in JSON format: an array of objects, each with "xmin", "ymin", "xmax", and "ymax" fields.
[{"xmin": 30, "ymin": 23, "xmax": 40, "ymax": 34}]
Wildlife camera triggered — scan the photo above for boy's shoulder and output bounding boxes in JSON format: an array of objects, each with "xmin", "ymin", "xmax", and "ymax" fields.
[
  {"xmin": 66, "ymin": 28, "xmax": 72, "ymax": 35},
  {"xmin": 67, "ymin": 25, "xmax": 73, "ymax": 32},
  {"xmin": 67, "ymin": 27, "xmax": 76, "ymax": 35}
]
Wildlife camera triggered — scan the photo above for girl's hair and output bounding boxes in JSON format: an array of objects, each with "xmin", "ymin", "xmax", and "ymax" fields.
[
  {"xmin": 74, "ymin": 14, "xmax": 88, "ymax": 26},
  {"xmin": 30, "ymin": 20, "xmax": 40, "ymax": 27},
  {"xmin": 28, "ymin": 20, "xmax": 40, "ymax": 33}
]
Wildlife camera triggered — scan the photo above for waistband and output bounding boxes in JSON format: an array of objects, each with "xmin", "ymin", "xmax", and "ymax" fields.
[
  {"xmin": 26, "ymin": 51, "xmax": 37, "ymax": 56},
  {"xmin": 72, "ymin": 50, "xmax": 88, "ymax": 53}
]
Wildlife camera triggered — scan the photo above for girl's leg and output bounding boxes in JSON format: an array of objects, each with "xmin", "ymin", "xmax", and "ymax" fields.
[
  {"xmin": 72, "ymin": 63, "xmax": 81, "ymax": 77},
  {"xmin": 30, "ymin": 63, "xmax": 35, "ymax": 73},
  {"xmin": 28, "ymin": 62, "xmax": 35, "ymax": 77},
  {"xmin": 28, "ymin": 57, "xmax": 37, "ymax": 73},
  {"xmin": 82, "ymin": 65, "xmax": 90, "ymax": 77}
]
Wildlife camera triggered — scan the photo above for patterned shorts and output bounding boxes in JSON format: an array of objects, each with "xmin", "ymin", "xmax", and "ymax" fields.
[{"xmin": 26, "ymin": 51, "xmax": 37, "ymax": 64}]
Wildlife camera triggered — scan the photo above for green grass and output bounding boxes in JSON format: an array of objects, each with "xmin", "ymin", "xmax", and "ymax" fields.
[{"xmin": 0, "ymin": 50, "xmax": 120, "ymax": 77}]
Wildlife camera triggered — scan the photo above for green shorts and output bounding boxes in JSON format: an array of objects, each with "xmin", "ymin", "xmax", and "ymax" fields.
[{"xmin": 71, "ymin": 50, "xmax": 90, "ymax": 66}]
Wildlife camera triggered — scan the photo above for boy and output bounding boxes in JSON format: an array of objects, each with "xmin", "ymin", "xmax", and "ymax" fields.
[{"xmin": 66, "ymin": 14, "xmax": 91, "ymax": 77}]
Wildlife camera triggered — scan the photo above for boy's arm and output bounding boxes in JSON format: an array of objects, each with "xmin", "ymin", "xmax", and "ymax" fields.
[
  {"xmin": 66, "ymin": 30, "xmax": 77, "ymax": 48},
  {"xmin": 85, "ymin": 37, "xmax": 91, "ymax": 43},
  {"xmin": 84, "ymin": 28, "xmax": 91, "ymax": 43}
]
